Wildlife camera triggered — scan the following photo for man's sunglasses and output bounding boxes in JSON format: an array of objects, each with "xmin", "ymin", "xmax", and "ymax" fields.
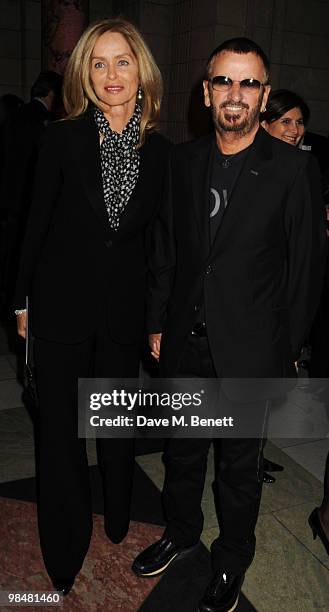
[{"xmin": 208, "ymin": 76, "xmax": 265, "ymax": 91}]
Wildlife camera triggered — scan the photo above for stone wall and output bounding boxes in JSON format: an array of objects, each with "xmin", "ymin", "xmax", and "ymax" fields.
[
  {"xmin": 162, "ymin": 0, "xmax": 329, "ymax": 141},
  {"xmin": 90, "ymin": 0, "xmax": 113, "ymax": 21},
  {"xmin": 1, "ymin": 0, "xmax": 329, "ymax": 137},
  {"xmin": 0, "ymin": 0, "xmax": 41, "ymax": 101}
]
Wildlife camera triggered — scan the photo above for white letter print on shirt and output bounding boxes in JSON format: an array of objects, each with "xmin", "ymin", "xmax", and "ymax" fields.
[{"xmin": 210, "ymin": 188, "xmax": 228, "ymax": 218}]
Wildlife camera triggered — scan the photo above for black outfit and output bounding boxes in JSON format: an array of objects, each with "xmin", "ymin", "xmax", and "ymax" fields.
[
  {"xmin": 302, "ymin": 132, "xmax": 329, "ymax": 378},
  {"xmin": 162, "ymin": 335, "xmax": 266, "ymax": 574},
  {"xmin": 1, "ymin": 99, "xmax": 51, "ymax": 222},
  {"xmin": 148, "ymin": 128, "xmax": 326, "ymax": 573},
  {"xmin": 0, "ymin": 99, "xmax": 52, "ymax": 313},
  {"xmin": 309, "ymin": 250, "xmax": 329, "ymax": 378},
  {"xmin": 301, "ymin": 131, "xmax": 329, "ymax": 177},
  {"xmin": 14, "ymin": 108, "xmax": 170, "ymax": 580},
  {"xmin": 209, "ymin": 142, "xmax": 250, "ymax": 242}
]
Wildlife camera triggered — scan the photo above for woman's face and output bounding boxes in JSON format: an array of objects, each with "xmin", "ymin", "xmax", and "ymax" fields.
[
  {"xmin": 263, "ymin": 106, "xmax": 305, "ymax": 146},
  {"xmin": 90, "ymin": 31, "xmax": 139, "ymax": 115}
]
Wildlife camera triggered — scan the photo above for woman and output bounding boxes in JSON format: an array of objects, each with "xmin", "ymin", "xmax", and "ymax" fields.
[
  {"xmin": 261, "ymin": 88, "xmax": 310, "ymax": 147},
  {"xmin": 261, "ymin": 90, "xmax": 311, "ymax": 483},
  {"xmin": 263, "ymin": 91, "xmax": 329, "ymax": 546},
  {"xmin": 14, "ymin": 18, "xmax": 169, "ymax": 594}
]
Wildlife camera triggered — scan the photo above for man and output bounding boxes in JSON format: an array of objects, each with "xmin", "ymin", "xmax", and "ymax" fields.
[
  {"xmin": 300, "ymin": 130, "xmax": 329, "ymax": 177},
  {"xmin": 0, "ymin": 71, "xmax": 62, "ymax": 316},
  {"xmin": 299, "ymin": 126, "xmax": 329, "ymax": 376},
  {"xmin": 132, "ymin": 39, "xmax": 326, "ymax": 611}
]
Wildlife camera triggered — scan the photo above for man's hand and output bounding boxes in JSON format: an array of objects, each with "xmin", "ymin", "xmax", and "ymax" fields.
[
  {"xmin": 149, "ymin": 333, "xmax": 162, "ymax": 361},
  {"xmin": 16, "ymin": 312, "xmax": 27, "ymax": 339}
]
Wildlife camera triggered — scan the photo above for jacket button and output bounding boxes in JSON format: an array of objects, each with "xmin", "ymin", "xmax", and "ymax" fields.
[
  {"xmin": 205, "ymin": 265, "xmax": 213, "ymax": 275},
  {"xmin": 194, "ymin": 305, "xmax": 200, "ymax": 311},
  {"xmin": 105, "ymin": 240, "xmax": 113, "ymax": 248}
]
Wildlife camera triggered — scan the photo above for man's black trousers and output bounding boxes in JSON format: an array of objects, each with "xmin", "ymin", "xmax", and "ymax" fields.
[{"xmin": 162, "ymin": 334, "xmax": 266, "ymax": 574}]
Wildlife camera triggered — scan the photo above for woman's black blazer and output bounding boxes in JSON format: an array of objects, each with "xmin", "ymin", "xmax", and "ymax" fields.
[{"xmin": 14, "ymin": 108, "xmax": 170, "ymax": 345}]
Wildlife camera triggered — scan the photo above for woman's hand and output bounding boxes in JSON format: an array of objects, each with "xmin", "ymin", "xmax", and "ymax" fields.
[
  {"xmin": 149, "ymin": 333, "xmax": 162, "ymax": 361},
  {"xmin": 16, "ymin": 311, "xmax": 27, "ymax": 339}
]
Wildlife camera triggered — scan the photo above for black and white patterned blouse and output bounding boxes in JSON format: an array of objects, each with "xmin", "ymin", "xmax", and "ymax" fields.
[{"xmin": 93, "ymin": 104, "xmax": 141, "ymax": 230}]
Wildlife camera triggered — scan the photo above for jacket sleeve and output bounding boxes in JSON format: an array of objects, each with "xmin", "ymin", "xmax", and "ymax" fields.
[
  {"xmin": 285, "ymin": 154, "xmax": 327, "ymax": 360},
  {"xmin": 13, "ymin": 123, "xmax": 63, "ymax": 309},
  {"xmin": 147, "ymin": 151, "xmax": 176, "ymax": 333}
]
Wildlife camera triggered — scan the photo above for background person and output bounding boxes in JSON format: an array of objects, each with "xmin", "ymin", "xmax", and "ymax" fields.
[
  {"xmin": 262, "ymin": 90, "xmax": 329, "ymax": 382},
  {"xmin": 261, "ymin": 88, "xmax": 329, "ymax": 185},
  {"xmin": 261, "ymin": 89, "xmax": 312, "ymax": 480},
  {"xmin": 14, "ymin": 18, "xmax": 169, "ymax": 595},
  {"xmin": 0, "ymin": 72, "xmax": 63, "ymax": 318},
  {"xmin": 0, "ymin": 93, "xmax": 23, "ymax": 179},
  {"xmin": 262, "ymin": 89, "xmax": 329, "ymax": 552},
  {"xmin": 261, "ymin": 88, "xmax": 309, "ymax": 147},
  {"xmin": 0, "ymin": 93, "xmax": 24, "ymax": 316}
]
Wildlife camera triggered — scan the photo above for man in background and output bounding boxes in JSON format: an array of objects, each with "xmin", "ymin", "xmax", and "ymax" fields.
[{"xmin": 0, "ymin": 71, "xmax": 62, "ymax": 317}]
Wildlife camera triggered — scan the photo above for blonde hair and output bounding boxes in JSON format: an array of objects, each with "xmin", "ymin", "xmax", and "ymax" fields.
[{"xmin": 63, "ymin": 18, "xmax": 163, "ymax": 145}]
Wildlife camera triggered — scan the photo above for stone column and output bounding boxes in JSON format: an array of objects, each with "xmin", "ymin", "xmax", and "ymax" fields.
[{"xmin": 41, "ymin": 0, "xmax": 89, "ymax": 74}]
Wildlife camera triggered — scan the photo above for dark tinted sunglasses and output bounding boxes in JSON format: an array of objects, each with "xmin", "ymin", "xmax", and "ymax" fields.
[{"xmin": 209, "ymin": 76, "xmax": 265, "ymax": 91}]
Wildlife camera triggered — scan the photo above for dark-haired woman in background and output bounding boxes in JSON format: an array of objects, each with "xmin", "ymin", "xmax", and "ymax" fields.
[
  {"xmin": 263, "ymin": 90, "xmax": 329, "ymax": 555},
  {"xmin": 14, "ymin": 18, "xmax": 169, "ymax": 594},
  {"xmin": 261, "ymin": 90, "xmax": 310, "ymax": 482},
  {"xmin": 261, "ymin": 88, "xmax": 309, "ymax": 147}
]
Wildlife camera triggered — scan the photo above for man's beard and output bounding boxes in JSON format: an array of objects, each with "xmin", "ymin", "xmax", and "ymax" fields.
[{"xmin": 211, "ymin": 93, "xmax": 263, "ymax": 136}]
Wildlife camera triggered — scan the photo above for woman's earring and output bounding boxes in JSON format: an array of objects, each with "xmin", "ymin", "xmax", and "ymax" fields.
[{"xmin": 137, "ymin": 86, "xmax": 143, "ymax": 101}]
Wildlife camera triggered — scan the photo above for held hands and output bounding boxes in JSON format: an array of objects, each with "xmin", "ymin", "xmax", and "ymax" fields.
[
  {"xmin": 16, "ymin": 312, "xmax": 27, "ymax": 339},
  {"xmin": 149, "ymin": 333, "xmax": 162, "ymax": 361}
]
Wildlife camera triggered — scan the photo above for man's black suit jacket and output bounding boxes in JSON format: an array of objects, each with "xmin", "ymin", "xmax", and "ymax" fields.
[
  {"xmin": 148, "ymin": 127, "xmax": 327, "ymax": 378},
  {"xmin": 14, "ymin": 109, "xmax": 170, "ymax": 345},
  {"xmin": 302, "ymin": 131, "xmax": 329, "ymax": 176}
]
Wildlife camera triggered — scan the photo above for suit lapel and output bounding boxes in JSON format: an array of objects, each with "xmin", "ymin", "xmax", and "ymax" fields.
[
  {"xmin": 189, "ymin": 134, "xmax": 215, "ymax": 254},
  {"xmin": 69, "ymin": 108, "xmax": 110, "ymax": 236}
]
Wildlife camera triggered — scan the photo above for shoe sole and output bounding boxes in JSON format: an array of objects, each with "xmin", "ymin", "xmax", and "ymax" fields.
[
  {"xmin": 132, "ymin": 543, "xmax": 199, "ymax": 578},
  {"xmin": 198, "ymin": 592, "xmax": 240, "ymax": 612},
  {"xmin": 229, "ymin": 594, "xmax": 240, "ymax": 612}
]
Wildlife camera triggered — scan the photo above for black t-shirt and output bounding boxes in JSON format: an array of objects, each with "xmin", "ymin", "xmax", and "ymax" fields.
[{"xmin": 209, "ymin": 142, "xmax": 251, "ymax": 244}]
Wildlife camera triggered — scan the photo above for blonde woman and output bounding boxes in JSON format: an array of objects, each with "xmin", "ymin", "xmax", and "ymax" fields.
[{"xmin": 14, "ymin": 18, "xmax": 169, "ymax": 595}]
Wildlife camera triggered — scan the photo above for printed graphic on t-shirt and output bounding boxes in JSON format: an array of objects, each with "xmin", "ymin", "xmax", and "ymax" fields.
[{"xmin": 210, "ymin": 187, "xmax": 228, "ymax": 218}]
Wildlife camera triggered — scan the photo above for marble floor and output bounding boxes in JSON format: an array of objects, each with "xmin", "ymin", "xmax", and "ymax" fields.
[{"xmin": 0, "ymin": 321, "xmax": 328, "ymax": 611}]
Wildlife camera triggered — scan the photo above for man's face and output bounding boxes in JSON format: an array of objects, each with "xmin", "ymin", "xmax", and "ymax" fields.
[{"xmin": 203, "ymin": 51, "xmax": 271, "ymax": 136}]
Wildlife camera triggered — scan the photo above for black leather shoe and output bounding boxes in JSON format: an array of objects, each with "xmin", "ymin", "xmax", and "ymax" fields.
[
  {"xmin": 263, "ymin": 458, "xmax": 284, "ymax": 472},
  {"xmin": 51, "ymin": 577, "xmax": 75, "ymax": 596},
  {"xmin": 308, "ymin": 508, "xmax": 329, "ymax": 555},
  {"xmin": 104, "ymin": 517, "xmax": 129, "ymax": 544},
  {"xmin": 198, "ymin": 570, "xmax": 244, "ymax": 612},
  {"xmin": 132, "ymin": 536, "xmax": 199, "ymax": 578}
]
